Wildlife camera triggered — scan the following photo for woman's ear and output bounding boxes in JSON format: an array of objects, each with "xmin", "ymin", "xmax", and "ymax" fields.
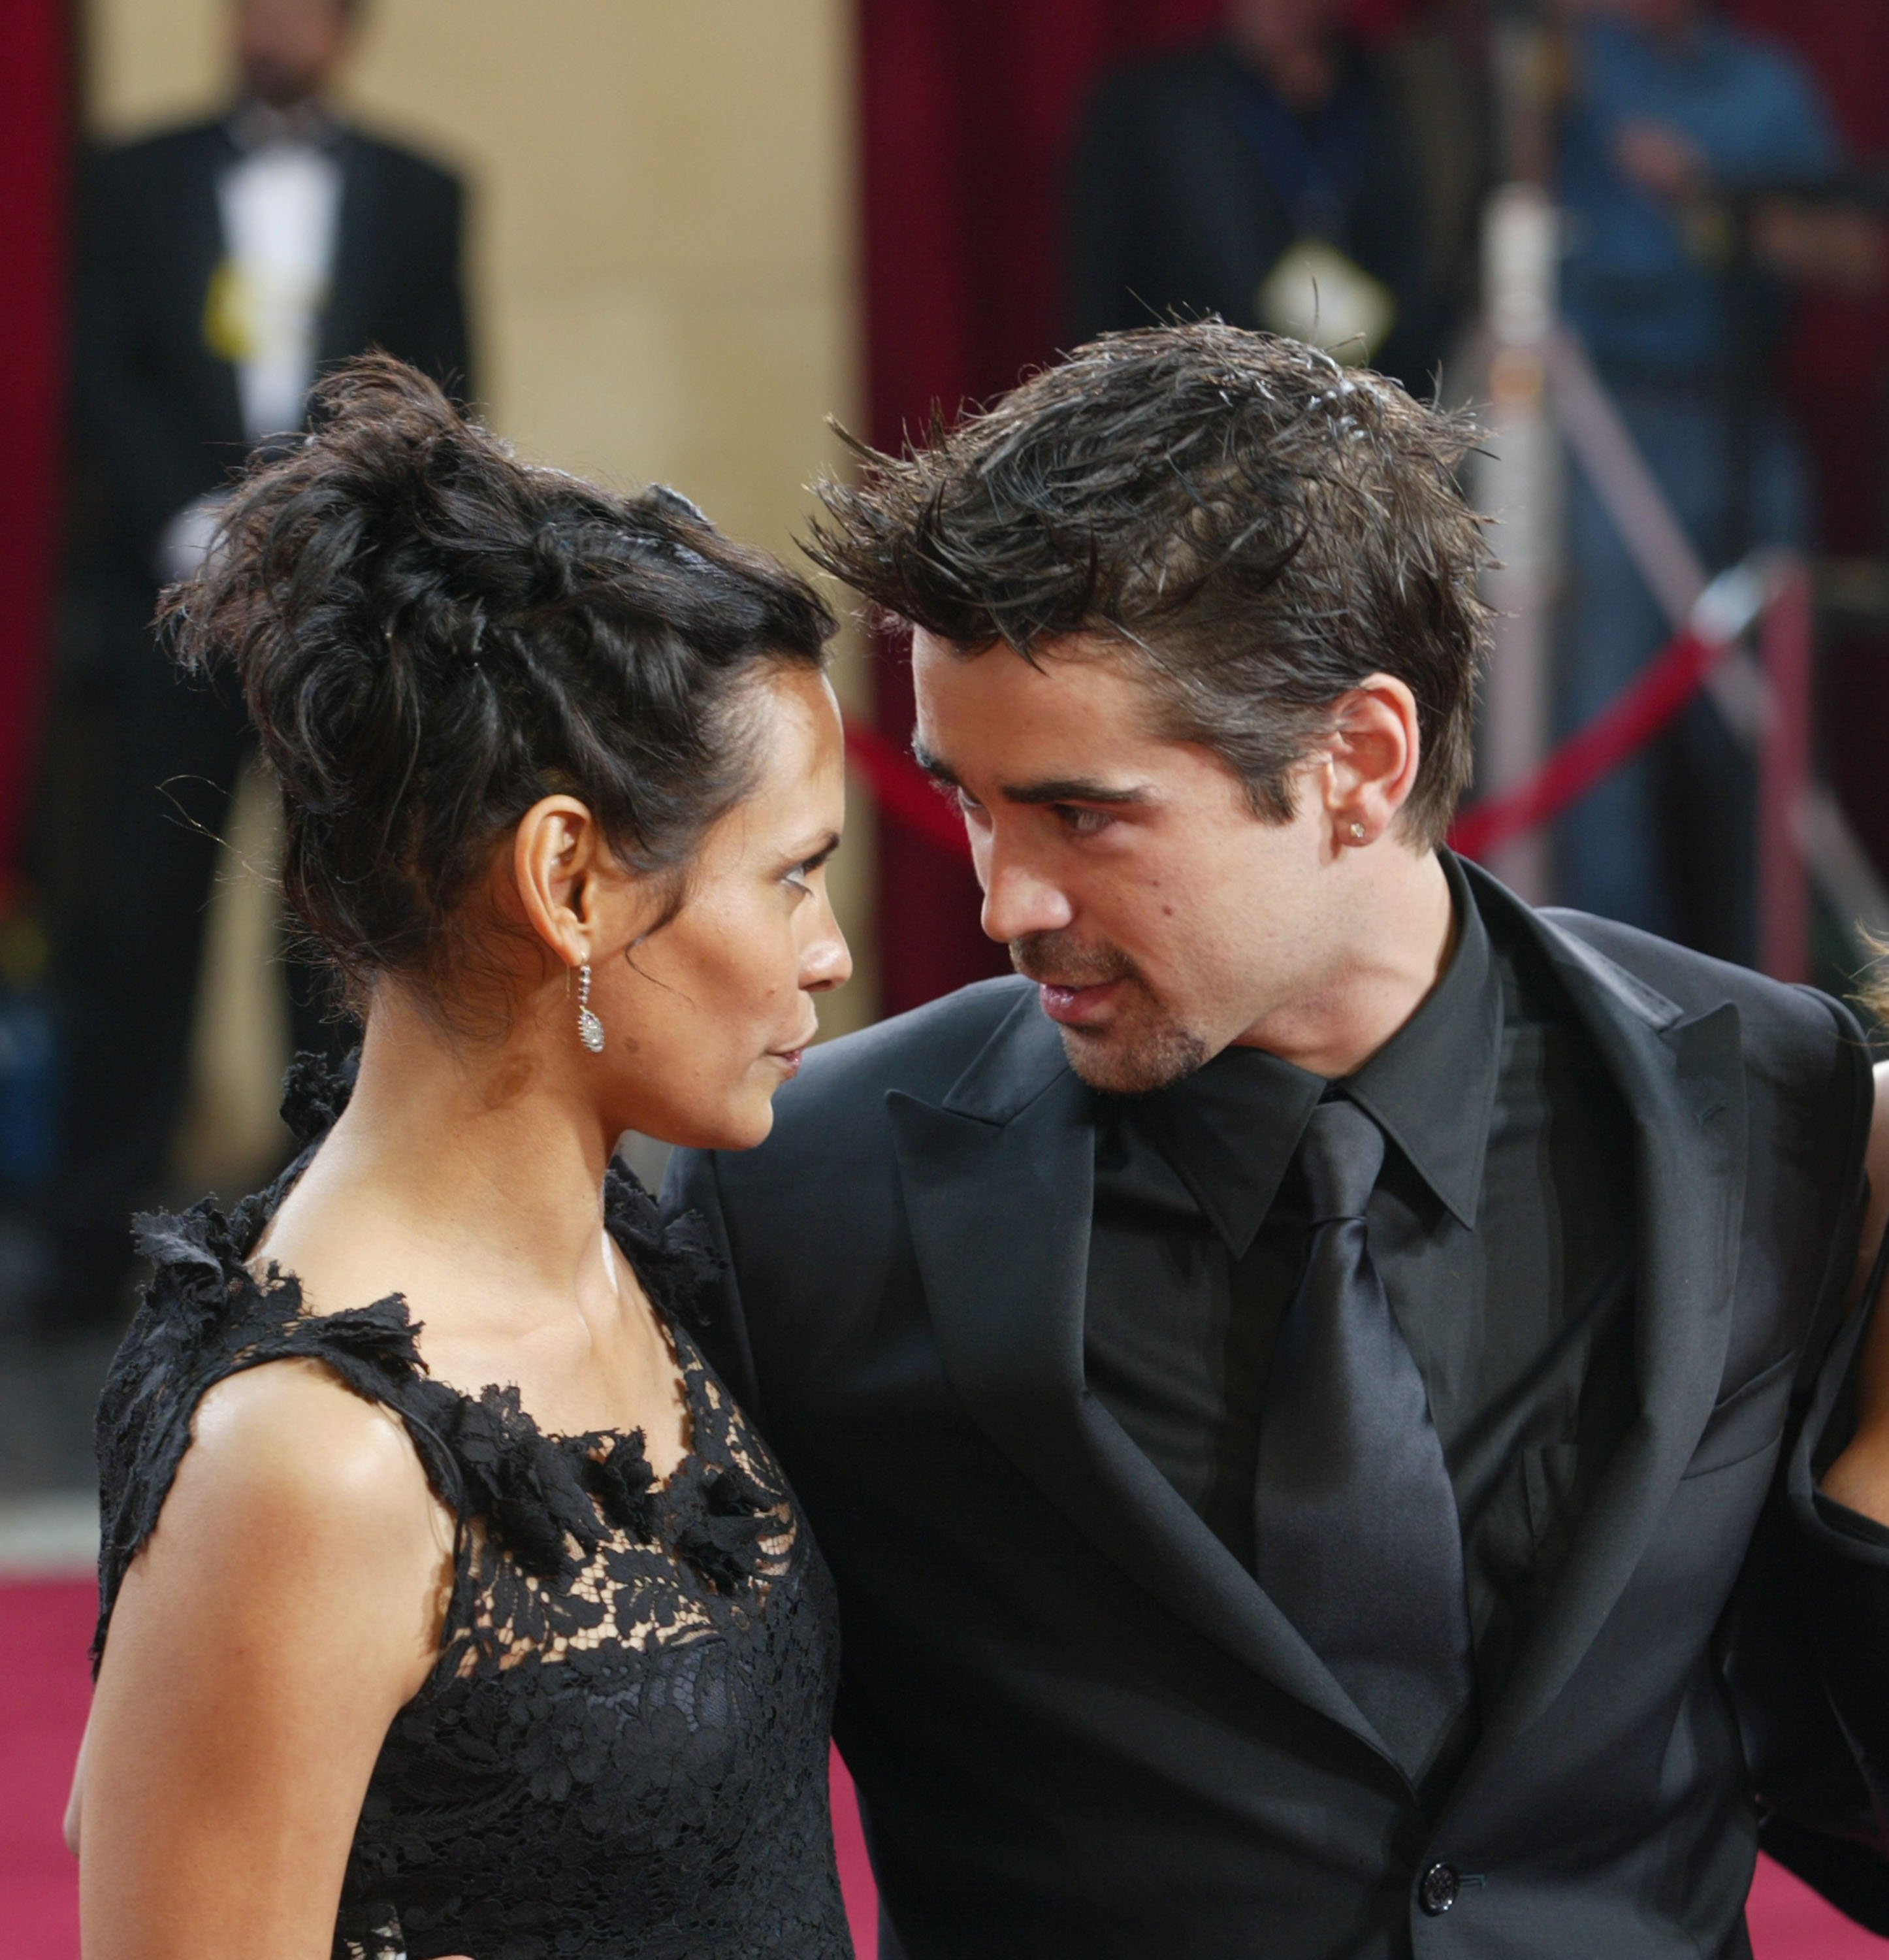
[{"xmin": 511, "ymin": 796, "xmax": 605, "ymax": 966}]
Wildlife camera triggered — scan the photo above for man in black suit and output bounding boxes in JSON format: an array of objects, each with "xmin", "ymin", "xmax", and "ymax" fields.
[
  {"xmin": 1069, "ymin": 0, "xmax": 1481, "ymax": 396},
  {"xmin": 668, "ymin": 323, "xmax": 1889, "ymax": 1956},
  {"xmin": 47, "ymin": 0, "xmax": 469, "ymax": 1327}
]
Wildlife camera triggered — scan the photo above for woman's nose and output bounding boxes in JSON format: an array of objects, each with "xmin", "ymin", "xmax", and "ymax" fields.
[{"xmin": 801, "ymin": 902, "xmax": 852, "ymax": 995}]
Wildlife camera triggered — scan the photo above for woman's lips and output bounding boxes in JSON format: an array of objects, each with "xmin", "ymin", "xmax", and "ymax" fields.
[
  {"xmin": 766, "ymin": 1027, "xmax": 817, "ymax": 1077},
  {"xmin": 1037, "ymin": 977, "xmax": 1125, "ymax": 1027}
]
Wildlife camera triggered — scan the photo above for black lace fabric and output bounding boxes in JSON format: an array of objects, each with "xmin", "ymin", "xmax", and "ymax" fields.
[{"xmin": 93, "ymin": 1057, "xmax": 853, "ymax": 1960}]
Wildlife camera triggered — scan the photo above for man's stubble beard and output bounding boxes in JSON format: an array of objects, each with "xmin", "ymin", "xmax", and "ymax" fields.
[
  {"xmin": 1010, "ymin": 930, "xmax": 1212, "ymax": 1096},
  {"xmin": 1057, "ymin": 1017, "xmax": 1212, "ymax": 1095}
]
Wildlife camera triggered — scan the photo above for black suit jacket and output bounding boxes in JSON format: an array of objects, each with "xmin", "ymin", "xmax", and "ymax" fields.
[
  {"xmin": 668, "ymin": 866, "xmax": 1889, "ymax": 1958},
  {"xmin": 73, "ymin": 115, "xmax": 470, "ymax": 589},
  {"xmin": 1067, "ymin": 39, "xmax": 1442, "ymax": 395}
]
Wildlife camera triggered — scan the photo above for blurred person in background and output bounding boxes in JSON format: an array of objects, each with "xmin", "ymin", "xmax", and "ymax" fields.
[
  {"xmin": 44, "ymin": 0, "xmax": 470, "ymax": 1335},
  {"xmin": 1553, "ymin": 0, "xmax": 1869, "ymax": 964},
  {"xmin": 1067, "ymin": 0, "xmax": 1485, "ymax": 395}
]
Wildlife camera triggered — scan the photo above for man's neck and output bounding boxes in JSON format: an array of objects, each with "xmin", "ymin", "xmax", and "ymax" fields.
[
  {"xmin": 1235, "ymin": 845, "xmax": 1457, "ymax": 1079},
  {"xmin": 229, "ymin": 95, "xmax": 338, "ymax": 150}
]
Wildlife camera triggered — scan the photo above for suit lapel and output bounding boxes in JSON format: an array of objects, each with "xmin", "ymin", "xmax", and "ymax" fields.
[
  {"xmin": 890, "ymin": 990, "xmax": 1391, "ymax": 1765},
  {"xmin": 1451, "ymin": 876, "xmax": 1749, "ymax": 1791}
]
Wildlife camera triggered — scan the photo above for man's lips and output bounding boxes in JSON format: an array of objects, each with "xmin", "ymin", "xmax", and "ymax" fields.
[{"xmin": 1036, "ymin": 976, "xmax": 1126, "ymax": 1026}]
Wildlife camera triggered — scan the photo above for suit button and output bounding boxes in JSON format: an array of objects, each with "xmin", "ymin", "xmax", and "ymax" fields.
[{"xmin": 1419, "ymin": 1863, "xmax": 1461, "ymax": 1916}]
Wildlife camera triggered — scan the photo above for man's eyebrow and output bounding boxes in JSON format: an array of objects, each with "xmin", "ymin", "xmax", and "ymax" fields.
[
  {"xmin": 1001, "ymin": 778, "xmax": 1155, "ymax": 808},
  {"xmin": 911, "ymin": 740, "xmax": 959, "ymax": 787},
  {"xmin": 911, "ymin": 742, "xmax": 1154, "ymax": 808}
]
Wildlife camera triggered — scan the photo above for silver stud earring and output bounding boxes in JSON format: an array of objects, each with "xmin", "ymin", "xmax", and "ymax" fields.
[
  {"xmin": 1348, "ymin": 821, "xmax": 1368, "ymax": 843},
  {"xmin": 576, "ymin": 963, "xmax": 606, "ymax": 1053}
]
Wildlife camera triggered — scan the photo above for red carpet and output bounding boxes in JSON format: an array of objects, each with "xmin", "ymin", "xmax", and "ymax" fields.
[
  {"xmin": 1, "ymin": 1576, "xmax": 1877, "ymax": 1958},
  {"xmin": 831, "ymin": 1745, "xmax": 880, "ymax": 1957},
  {"xmin": 1, "ymin": 1580, "xmax": 91, "ymax": 1960}
]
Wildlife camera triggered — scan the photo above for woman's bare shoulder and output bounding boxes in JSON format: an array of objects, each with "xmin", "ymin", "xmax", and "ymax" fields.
[{"xmin": 142, "ymin": 1358, "xmax": 450, "ymax": 1607}]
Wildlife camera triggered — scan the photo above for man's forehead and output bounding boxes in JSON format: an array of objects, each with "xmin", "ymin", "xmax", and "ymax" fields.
[
  {"xmin": 915, "ymin": 644, "xmax": 1147, "ymax": 756},
  {"xmin": 913, "ymin": 658, "xmax": 1206, "ymax": 809},
  {"xmin": 910, "ymin": 629, "xmax": 1152, "ymax": 727},
  {"xmin": 911, "ymin": 623, "xmax": 1129, "ymax": 665}
]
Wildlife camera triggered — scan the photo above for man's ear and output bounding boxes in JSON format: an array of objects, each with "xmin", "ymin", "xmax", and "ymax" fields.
[{"xmin": 1321, "ymin": 675, "xmax": 1422, "ymax": 847}]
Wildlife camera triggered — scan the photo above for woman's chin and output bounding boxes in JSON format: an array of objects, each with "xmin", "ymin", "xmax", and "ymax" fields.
[
  {"xmin": 649, "ymin": 1097, "xmax": 777, "ymax": 1156},
  {"xmin": 720, "ymin": 1094, "xmax": 779, "ymax": 1152}
]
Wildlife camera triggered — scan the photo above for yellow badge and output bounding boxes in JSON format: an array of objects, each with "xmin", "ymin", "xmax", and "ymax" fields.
[
  {"xmin": 1256, "ymin": 238, "xmax": 1397, "ymax": 362},
  {"xmin": 201, "ymin": 258, "xmax": 259, "ymax": 364}
]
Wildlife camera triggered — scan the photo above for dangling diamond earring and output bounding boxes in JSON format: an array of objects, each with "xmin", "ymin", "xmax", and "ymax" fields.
[{"xmin": 575, "ymin": 963, "xmax": 606, "ymax": 1053}]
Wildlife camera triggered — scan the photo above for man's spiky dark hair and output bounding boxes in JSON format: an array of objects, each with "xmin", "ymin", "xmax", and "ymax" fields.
[{"xmin": 805, "ymin": 322, "xmax": 1492, "ymax": 846}]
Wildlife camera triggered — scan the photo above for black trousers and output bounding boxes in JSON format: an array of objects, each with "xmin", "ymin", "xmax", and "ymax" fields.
[{"xmin": 40, "ymin": 584, "xmax": 342, "ymax": 1328}]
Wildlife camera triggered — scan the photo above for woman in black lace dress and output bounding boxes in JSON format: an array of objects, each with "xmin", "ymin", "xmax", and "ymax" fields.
[{"xmin": 73, "ymin": 355, "xmax": 856, "ymax": 1959}]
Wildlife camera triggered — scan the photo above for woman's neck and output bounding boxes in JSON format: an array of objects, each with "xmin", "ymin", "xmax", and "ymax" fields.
[{"xmin": 286, "ymin": 988, "xmax": 620, "ymax": 1310}]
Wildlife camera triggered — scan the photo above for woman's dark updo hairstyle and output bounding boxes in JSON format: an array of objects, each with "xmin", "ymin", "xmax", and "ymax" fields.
[{"xmin": 165, "ymin": 353, "xmax": 835, "ymax": 1019}]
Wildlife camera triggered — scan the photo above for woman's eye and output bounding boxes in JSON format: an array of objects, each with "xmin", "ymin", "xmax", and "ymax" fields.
[{"xmin": 784, "ymin": 851, "xmax": 834, "ymax": 895}]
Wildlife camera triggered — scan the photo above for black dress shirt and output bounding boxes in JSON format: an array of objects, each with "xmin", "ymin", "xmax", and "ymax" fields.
[{"xmin": 1084, "ymin": 852, "xmax": 1639, "ymax": 1699}]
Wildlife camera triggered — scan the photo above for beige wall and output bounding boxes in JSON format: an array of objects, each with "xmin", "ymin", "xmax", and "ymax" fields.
[{"xmin": 86, "ymin": 0, "xmax": 875, "ymax": 1181}]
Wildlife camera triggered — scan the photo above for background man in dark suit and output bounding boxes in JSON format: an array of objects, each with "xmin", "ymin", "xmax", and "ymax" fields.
[
  {"xmin": 46, "ymin": 0, "xmax": 470, "ymax": 1330},
  {"xmin": 670, "ymin": 324, "xmax": 1889, "ymax": 1956},
  {"xmin": 1068, "ymin": 0, "xmax": 1483, "ymax": 394}
]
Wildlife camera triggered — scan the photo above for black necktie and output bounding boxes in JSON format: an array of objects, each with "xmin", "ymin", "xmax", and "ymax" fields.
[{"xmin": 1255, "ymin": 1097, "xmax": 1474, "ymax": 1782}]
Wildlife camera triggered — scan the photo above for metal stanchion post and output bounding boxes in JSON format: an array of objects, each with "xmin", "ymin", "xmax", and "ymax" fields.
[
  {"xmin": 1757, "ymin": 554, "xmax": 1813, "ymax": 984},
  {"xmin": 1474, "ymin": 181, "xmax": 1560, "ymax": 902}
]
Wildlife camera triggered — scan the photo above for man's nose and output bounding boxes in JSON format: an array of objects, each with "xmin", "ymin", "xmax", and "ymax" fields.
[{"xmin": 978, "ymin": 847, "xmax": 1074, "ymax": 945}]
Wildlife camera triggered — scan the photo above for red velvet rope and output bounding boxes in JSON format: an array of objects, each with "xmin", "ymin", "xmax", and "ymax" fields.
[
  {"xmin": 846, "ymin": 618, "xmax": 1733, "ymax": 870},
  {"xmin": 1446, "ymin": 625, "xmax": 1728, "ymax": 861}
]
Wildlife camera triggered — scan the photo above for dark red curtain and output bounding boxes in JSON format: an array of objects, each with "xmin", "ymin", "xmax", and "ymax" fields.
[{"xmin": 0, "ymin": 0, "xmax": 68, "ymax": 895}]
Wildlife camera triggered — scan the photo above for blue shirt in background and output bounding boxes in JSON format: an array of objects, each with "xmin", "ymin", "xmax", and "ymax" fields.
[{"xmin": 1559, "ymin": 16, "xmax": 1838, "ymax": 375}]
